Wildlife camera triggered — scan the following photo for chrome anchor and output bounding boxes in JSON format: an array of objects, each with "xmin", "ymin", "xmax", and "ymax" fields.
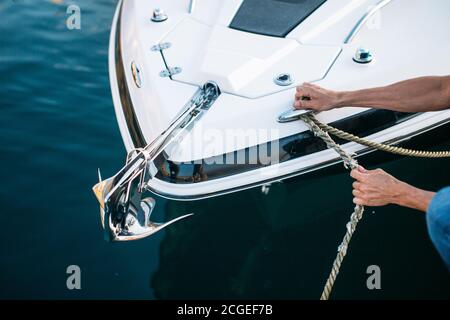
[
  {"xmin": 92, "ymin": 82, "xmax": 221, "ymax": 241},
  {"xmin": 93, "ymin": 153, "xmax": 193, "ymax": 242}
]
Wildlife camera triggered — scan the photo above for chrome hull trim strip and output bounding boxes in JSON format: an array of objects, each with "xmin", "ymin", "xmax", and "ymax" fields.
[{"xmin": 114, "ymin": 3, "xmax": 147, "ymax": 149}]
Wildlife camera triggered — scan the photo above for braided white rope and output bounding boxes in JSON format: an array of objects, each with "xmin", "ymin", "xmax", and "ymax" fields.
[
  {"xmin": 300, "ymin": 114, "xmax": 365, "ymax": 300},
  {"xmin": 308, "ymin": 116, "xmax": 450, "ymax": 158}
]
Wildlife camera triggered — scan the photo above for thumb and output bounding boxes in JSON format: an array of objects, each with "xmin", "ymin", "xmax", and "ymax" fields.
[{"xmin": 358, "ymin": 165, "xmax": 367, "ymax": 173}]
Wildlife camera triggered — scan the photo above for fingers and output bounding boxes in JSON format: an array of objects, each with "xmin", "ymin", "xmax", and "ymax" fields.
[
  {"xmin": 352, "ymin": 181, "xmax": 362, "ymax": 190},
  {"xmin": 299, "ymin": 82, "xmax": 317, "ymax": 89},
  {"xmin": 296, "ymin": 83, "xmax": 312, "ymax": 91},
  {"xmin": 294, "ymin": 99, "xmax": 312, "ymax": 109},
  {"xmin": 294, "ymin": 82, "xmax": 340, "ymax": 112},
  {"xmin": 294, "ymin": 83, "xmax": 324, "ymax": 110},
  {"xmin": 351, "ymin": 169, "xmax": 368, "ymax": 206},
  {"xmin": 294, "ymin": 87, "xmax": 311, "ymax": 110},
  {"xmin": 358, "ymin": 165, "xmax": 367, "ymax": 173},
  {"xmin": 350, "ymin": 168, "xmax": 367, "ymax": 181},
  {"xmin": 351, "ymin": 166, "xmax": 391, "ymax": 207},
  {"xmin": 353, "ymin": 197, "xmax": 365, "ymax": 205},
  {"xmin": 295, "ymin": 83, "xmax": 315, "ymax": 97},
  {"xmin": 294, "ymin": 92, "xmax": 310, "ymax": 101},
  {"xmin": 352, "ymin": 182, "xmax": 367, "ymax": 205}
]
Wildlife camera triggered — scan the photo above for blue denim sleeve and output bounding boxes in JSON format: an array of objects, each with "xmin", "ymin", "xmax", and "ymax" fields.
[{"xmin": 426, "ymin": 186, "xmax": 450, "ymax": 271}]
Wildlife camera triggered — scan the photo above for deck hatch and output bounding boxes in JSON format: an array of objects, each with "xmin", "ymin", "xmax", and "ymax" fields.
[{"xmin": 230, "ymin": 0, "xmax": 327, "ymax": 37}]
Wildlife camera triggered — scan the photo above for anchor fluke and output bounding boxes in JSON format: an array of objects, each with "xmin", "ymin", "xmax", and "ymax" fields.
[
  {"xmin": 92, "ymin": 168, "xmax": 115, "ymax": 228},
  {"xmin": 92, "ymin": 160, "xmax": 194, "ymax": 242},
  {"xmin": 114, "ymin": 196, "xmax": 194, "ymax": 241}
]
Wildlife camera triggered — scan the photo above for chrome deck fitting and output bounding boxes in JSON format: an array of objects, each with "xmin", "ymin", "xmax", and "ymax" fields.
[
  {"xmin": 151, "ymin": 8, "xmax": 168, "ymax": 22},
  {"xmin": 277, "ymin": 107, "xmax": 312, "ymax": 123},
  {"xmin": 274, "ymin": 73, "xmax": 293, "ymax": 86},
  {"xmin": 353, "ymin": 47, "xmax": 373, "ymax": 64}
]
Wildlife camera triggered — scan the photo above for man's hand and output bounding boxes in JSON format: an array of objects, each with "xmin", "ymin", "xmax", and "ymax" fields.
[
  {"xmin": 295, "ymin": 76, "xmax": 450, "ymax": 113},
  {"xmin": 350, "ymin": 166, "xmax": 404, "ymax": 206},
  {"xmin": 294, "ymin": 83, "xmax": 341, "ymax": 111},
  {"xmin": 350, "ymin": 166, "xmax": 436, "ymax": 212}
]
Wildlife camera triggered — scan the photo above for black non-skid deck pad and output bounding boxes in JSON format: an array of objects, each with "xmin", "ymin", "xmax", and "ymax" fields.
[{"xmin": 230, "ymin": 0, "xmax": 327, "ymax": 37}]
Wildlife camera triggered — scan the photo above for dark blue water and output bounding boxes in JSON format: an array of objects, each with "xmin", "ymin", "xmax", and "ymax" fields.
[{"xmin": 0, "ymin": 0, "xmax": 449, "ymax": 299}]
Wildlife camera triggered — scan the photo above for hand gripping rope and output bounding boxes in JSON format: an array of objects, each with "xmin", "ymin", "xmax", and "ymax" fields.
[{"xmin": 299, "ymin": 113, "xmax": 450, "ymax": 300}]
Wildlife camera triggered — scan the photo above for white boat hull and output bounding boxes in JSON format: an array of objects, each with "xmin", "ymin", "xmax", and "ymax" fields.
[{"xmin": 109, "ymin": 0, "xmax": 450, "ymax": 200}]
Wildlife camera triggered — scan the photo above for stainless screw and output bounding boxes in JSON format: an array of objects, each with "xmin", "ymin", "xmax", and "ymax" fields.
[{"xmin": 151, "ymin": 8, "xmax": 168, "ymax": 22}]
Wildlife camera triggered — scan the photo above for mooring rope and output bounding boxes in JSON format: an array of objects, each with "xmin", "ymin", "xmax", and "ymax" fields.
[
  {"xmin": 300, "ymin": 114, "xmax": 364, "ymax": 300},
  {"xmin": 299, "ymin": 113, "xmax": 450, "ymax": 300},
  {"xmin": 307, "ymin": 116, "xmax": 450, "ymax": 158}
]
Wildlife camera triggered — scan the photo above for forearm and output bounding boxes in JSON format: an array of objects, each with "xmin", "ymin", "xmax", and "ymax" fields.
[
  {"xmin": 394, "ymin": 182, "xmax": 436, "ymax": 212},
  {"xmin": 336, "ymin": 76, "xmax": 450, "ymax": 112}
]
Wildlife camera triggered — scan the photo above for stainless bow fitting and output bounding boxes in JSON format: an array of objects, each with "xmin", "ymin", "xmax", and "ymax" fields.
[
  {"xmin": 277, "ymin": 107, "xmax": 312, "ymax": 123},
  {"xmin": 93, "ymin": 82, "xmax": 221, "ymax": 241}
]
